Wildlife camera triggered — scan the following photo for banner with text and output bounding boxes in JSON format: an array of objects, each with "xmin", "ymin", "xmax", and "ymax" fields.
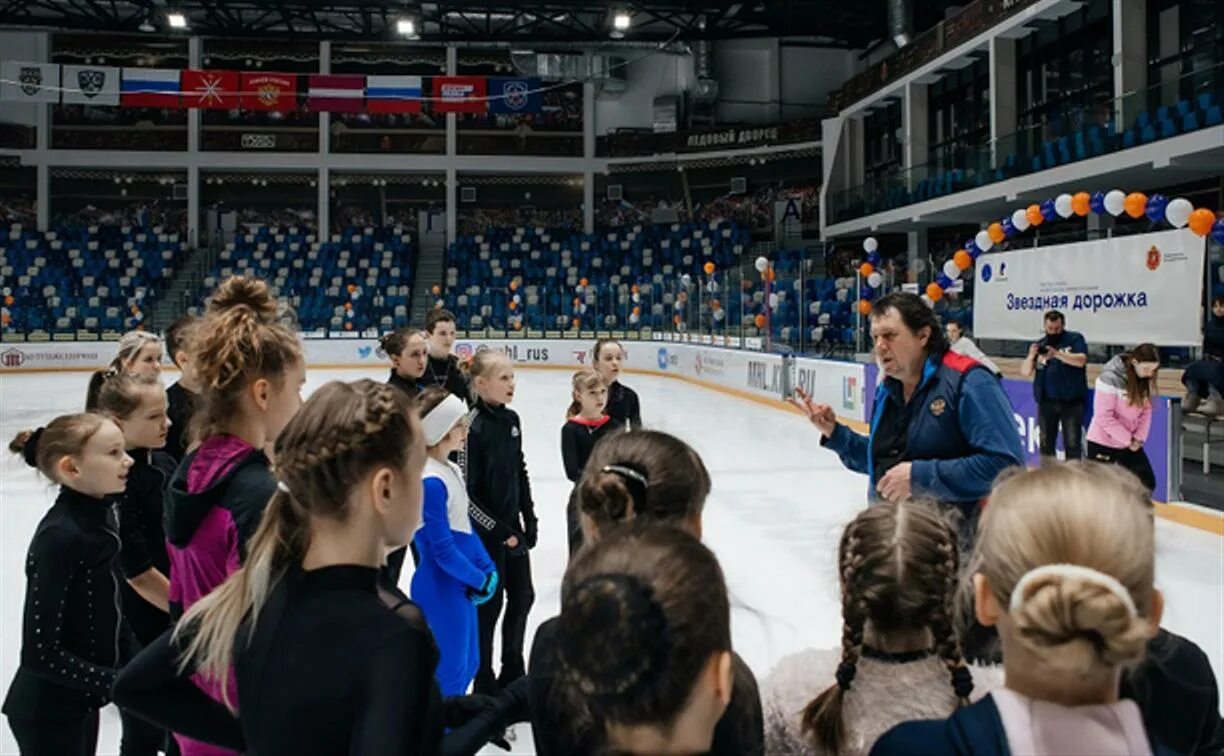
[{"xmin": 973, "ymin": 229, "xmax": 1205, "ymax": 345}]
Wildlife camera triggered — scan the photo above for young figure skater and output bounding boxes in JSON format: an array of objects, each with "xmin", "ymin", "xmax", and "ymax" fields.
[
  {"xmin": 592, "ymin": 338, "xmax": 641, "ymax": 429},
  {"xmin": 164, "ymin": 315, "xmax": 201, "ymax": 461},
  {"xmin": 555, "ymin": 525, "xmax": 734, "ymax": 755},
  {"xmin": 423, "ymin": 309, "xmax": 469, "ymax": 402},
  {"xmin": 411, "ymin": 388, "xmax": 498, "ymax": 695},
  {"xmin": 464, "ymin": 349, "xmax": 537, "ymax": 694},
  {"xmin": 762, "ymin": 500, "xmax": 1001, "ymax": 756},
  {"xmin": 5, "ymin": 414, "xmax": 135, "ymax": 756},
  {"xmin": 113, "ymin": 380, "xmax": 526, "ymax": 754},
  {"xmin": 161, "ymin": 276, "xmax": 304, "ymax": 756},
  {"xmin": 91, "ymin": 372, "xmax": 178, "ymax": 756},
  {"xmin": 86, "ymin": 331, "xmax": 164, "ymax": 411},
  {"xmin": 560, "ymin": 368, "xmax": 622, "ymax": 556},
  {"xmin": 530, "ymin": 430, "xmax": 765, "ymax": 756},
  {"xmin": 381, "ymin": 326, "xmax": 430, "ymax": 401},
  {"xmin": 873, "ymin": 463, "xmax": 1173, "ymax": 755}
]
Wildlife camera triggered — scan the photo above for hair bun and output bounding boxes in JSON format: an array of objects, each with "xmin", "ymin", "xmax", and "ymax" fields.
[
  {"xmin": 208, "ymin": 276, "xmax": 277, "ymax": 321},
  {"xmin": 558, "ymin": 573, "xmax": 670, "ymax": 700},
  {"xmin": 9, "ymin": 427, "xmax": 44, "ymax": 468},
  {"xmin": 1012, "ymin": 573, "xmax": 1150, "ymax": 672},
  {"xmin": 578, "ymin": 472, "xmax": 635, "ymax": 524}
]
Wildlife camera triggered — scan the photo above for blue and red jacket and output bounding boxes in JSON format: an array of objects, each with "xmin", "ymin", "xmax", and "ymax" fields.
[{"xmin": 822, "ymin": 351, "xmax": 1025, "ymax": 506}]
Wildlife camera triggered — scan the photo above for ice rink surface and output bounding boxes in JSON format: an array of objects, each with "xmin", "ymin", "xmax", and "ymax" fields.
[{"xmin": 1, "ymin": 366, "xmax": 1221, "ymax": 754}]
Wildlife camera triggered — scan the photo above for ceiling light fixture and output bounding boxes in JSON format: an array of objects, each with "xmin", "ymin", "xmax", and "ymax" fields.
[
  {"xmin": 396, "ymin": 17, "xmax": 418, "ymax": 37},
  {"xmin": 167, "ymin": 11, "xmax": 188, "ymax": 29},
  {"xmin": 613, "ymin": 11, "xmax": 631, "ymax": 30},
  {"xmin": 138, "ymin": 16, "xmax": 155, "ymax": 33}
]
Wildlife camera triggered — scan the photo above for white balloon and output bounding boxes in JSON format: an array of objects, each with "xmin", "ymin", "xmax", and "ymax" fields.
[
  {"xmin": 943, "ymin": 260, "xmax": 962, "ymax": 280},
  {"xmin": 769, "ymin": 292, "xmax": 779, "ymax": 310},
  {"xmin": 1012, "ymin": 208, "xmax": 1030, "ymax": 232},
  {"xmin": 632, "ymin": 292, "xmax": 640, "ymax": 303},
  {"xmin": 754, "ymin": 256, "xmax": 769, "ymax": 273},
  {"xmin": 1104, "ymin": 189, "xmax": 1126, "ymax": 217},
  {"xmin": 920, "ymin": 294, "xmax": 934, "ymax": 307},
  {"xmin": 681, "ymin": 274, "xmax": 691, "ymax": 286},
  {"xmin": 974, "ymin": 230, "xmax": 994, "ymax": 252},
  {"xmin": 867, "ymin": 271, "xmax": 883, "ymax": 288},
  {"xmin": 1165, "ymin": 197, "xmax": 1193, "ymax": 228},
  {"xmin": 863, "ymin": 237, "xmax": 878, "ymax": 253},
  {"xmin": 1055, "ymin": 193, "xmax": 1074, "ymax": 219},
  {"xmin": 913, "ymin": 259, "xmax": 927, "ymax": 274},
  {"xmin": 714, "ymin": 308, "xmax": 725, "ymax": 321}
]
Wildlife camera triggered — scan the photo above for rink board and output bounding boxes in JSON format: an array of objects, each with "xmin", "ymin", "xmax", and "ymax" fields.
[{"xmin": 0, "ymin": 337, "xmax": 1185, "ymax": 503}]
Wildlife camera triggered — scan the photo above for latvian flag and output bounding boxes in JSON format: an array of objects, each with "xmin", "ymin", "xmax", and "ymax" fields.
[
  {"xmin": 307, "ymin": 75, "xmax": 364, "ymax": 113},
  {"xmin": 366, "ymin": 75, "xmax": 422, "ymax": 114},
  {"xmin": 120, "ymin": 68, "xmax": 180, "ymax": 108},
  {"xmin": 181, "ymin": 69, "xmax": 239, "ymax": 110}
]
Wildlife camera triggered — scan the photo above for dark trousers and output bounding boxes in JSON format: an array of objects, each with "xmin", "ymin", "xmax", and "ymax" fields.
[
  {"xmin": 1182, "ymin": 360, "xmax": 1224, "ymax": 397},
  {"xmin": 121, "ymin": 587, "xmax": 176, "ymax": 755},
  {"xmin": 1088, "ymin": 441, "xmax": 1157, "ymax": 493},
  {"xmin": 8, "ymin": 711, "xmax": 99, "ymax": 756},
  {"xmin": 1038, "ymin": 398, "xmax": 1085, "ymax": 461},
  {"xmin": 565, "ymin": 490, "xmax": 583, "ymax": 559},
  {"xmin": 475, "ymin": 532, "xmax": 535, "ymax": 691}
]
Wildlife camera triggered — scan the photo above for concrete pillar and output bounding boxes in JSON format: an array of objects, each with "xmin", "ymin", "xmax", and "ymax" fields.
[
  {"xmin": 1113, "ymin": 0, "xmax": 1147, "ymax": 131},
  {"xmin": 583, "ymin": 55, "xmax": 596, "ymax": 234},
  {"xmin": 36, "ymin": 163, "xmax": 49, "ymax": 231},
  {"xmin": 1157, "ymin": 5, "xmax": 1179, "ymax": 107},
  {"xmin": 318, "ymin": 41, "xmax": 331, "ymax": 235},
  {"xmin": 445, "ymin": 47, "xmax": 458, "ymax": 246},
  {"xmin": 907, "ymin": 228, "xmax": 929, "ymax": 285},
  {"xmin": 187, "ymin": 37, "xmax": 201, "ymax": 246},
  {"xmin": 903, "ymin": 82, "xmax": 928, "ymax": 190},
  {"xmin": 583, "ymin": 172, "xmax": 595, "ymax": 234},
  {"xmin": 990, "ymin": 36, "xmax": 1017, "ymax": 166},
  {"xmin": 34, "ymin": 32, "xmax": 49, "ymax": 230},
  {"xmin": 34, "ymin": 31, "xmax": 50, "ymax": 152},
  {"xmin": 845, "ymin": 116, "xmax": 865, "ymax": 190}
]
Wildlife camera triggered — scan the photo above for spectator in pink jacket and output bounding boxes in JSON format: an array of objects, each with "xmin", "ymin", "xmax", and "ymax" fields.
[{"xmin": 1085, "ymin": 343, "xmax": 1160, "ymax": 491}]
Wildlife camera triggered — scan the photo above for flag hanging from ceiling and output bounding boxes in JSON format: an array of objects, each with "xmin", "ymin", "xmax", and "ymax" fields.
[
  {"xmin": 61, "ymin": 65, "xmax": 120, "ymax": 105},
  {"xmin": 365, "ymin": 75, "xmax": 423, "ymax": 114},
  {"xmin": 0, "ymin": 61, "xmax": 61, "ymax": 103},
  {"xmin": 307, "ymin": 74, "xmax": 364, "ymax": 113},
  {"xmin": 239, "ymin": 72, "xmax": 298, "ymax": 111},
  {"xmin": 429, "ymin": 76, "xmax": 487, "ymax": 114},
  {"xmin": 121, "ymin": 68, "xmax": 181, "ymax": 107},
  {"xmin": 181, "ymin": 69, "xmax": 239, "ymax": 110},
  {"xmin": 488, "ymin": 78, "xmax": 543, "ymax": 115}
]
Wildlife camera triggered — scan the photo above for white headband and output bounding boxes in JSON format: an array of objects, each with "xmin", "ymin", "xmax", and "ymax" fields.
[
  {"xmin": 421, "ymin": 394, "xmax": 469, "ymax": 447},
  {"xmin": 1009, "ymin": 564, "xmax": 1138, "ymax": 617}
]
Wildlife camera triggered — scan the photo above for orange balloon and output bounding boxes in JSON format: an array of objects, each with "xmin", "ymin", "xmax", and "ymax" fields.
[
  {"xmin": 509, "ymin": 300, "xmax": 517, "ymax": 311},
  {"xmin": 710, "ymin": 299, "xmax": 721, "ymax": 310},
  {"xmin": 632, "ymin": 306, "xmax": 641, "ymax": 315},
  {"xmin": 953, "ymin": 250, "xmax": 972, "ymax": 270},
  {"xmin": 572, "ymin": 318, "xmax": 580, "ymax": 329},
  {"xmin": 859, "ymin": 262, "xmax": 874, "ymax": 278},
  {"xmin": 1026, "ymin": 204, "xmax": 1044, "ymax": 227},
  {"xmin": 674, "ymin": 314, "xmax": 683, "ymax": 325},
  {"xmin": 509, "ymin": 280, "xmax": 518, "ymax": 291},
  {"xmin": 1071, "ymin": 192, "xmax": 1091, "ymax": 216},
  {"xmin": 987, "ymin": 223, "xmax": 1005, "ymax": 244},
  {"xmin": 754, "ymin": 314, "xmax": 766, "ymax": 329},
  {"xmin": 631, "ymin": 284, "xmax": 640, "ymax": 294},
  {"xmin": 514, "ymin": 321, "xmax": 523, "ymax": 331},
  {"xmin": 1124, "ymin": 192, "xmax": 1147, "ymax": 219},
  {"xmin": 858, "ymin": 299, "xmax": 872, "ymax": 315},
  {"xmin": 579, "ymin": 278, "xmax": 589, "ymax": 287},
  {"xmin": 347, "ymin": 284, "xmax": 356, "ymax": 294},
  {"xmin": 703, "ymin": 261, "xmax": 716, "ymax": 275},
  {"xmin": 344, "ymin": 322, "xmax": 354, "ymax": 331},
  {"xmin": 431, "ymin": 285, "xmax": 440, "ymax": 295},
  {"xmin": 765, "ymin": 268, "xmax": 776, "ymax": 283},
  {"xmin": 926, "ymin": 283, "xmax": 944, "ymax": 302},
  {"xmin": 344, "ymin": 302, "xmax": 353, "ymax": 311},
  {"xmin": 1188, "ymin": 208, "xmax": 1216, "ymax": 236},
  {"xmin": 3, "ymin": 295, "xmax": 12, "ymax": 306},
  {"xmin": 573, "ymin": 297, "xmax": 580, "ymax": 307},
  {"xmin": 742, "ymin": 280, "xmax": 753, "ymax": 291}
]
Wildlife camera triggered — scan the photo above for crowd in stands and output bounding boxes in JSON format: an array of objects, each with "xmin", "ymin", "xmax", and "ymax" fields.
[
  {"xmin": 458, "ymin": 208, "xmax": 583, "ymax": 236},
  {"xmin": 53, "ymin": 203, "xmax": 187, "ymax": 233},
  {"xmin": 0, "ymin": 194, "xmax": 36, "ymax": 227}
]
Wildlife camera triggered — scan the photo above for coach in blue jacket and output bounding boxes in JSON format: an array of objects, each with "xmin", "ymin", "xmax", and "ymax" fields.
[{"xmin": 795, "ymin": 292, "xmax": 1024, "ymax": 536}]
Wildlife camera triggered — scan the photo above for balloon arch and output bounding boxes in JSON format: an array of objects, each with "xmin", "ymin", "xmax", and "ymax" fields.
[{"xmin": 853, "ymin": 190, "xmax": 1224, "ymax": 315}]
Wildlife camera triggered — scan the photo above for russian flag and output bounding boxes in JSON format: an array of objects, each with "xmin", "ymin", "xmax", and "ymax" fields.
[
  {"xmin": 307, "ymin": 74, "xmax": 364, "ymax": 113},
  {"xmin": 120, "ymin": 68, "xmax": 180, "ymax": 108},
  {"xmin": 366, "ymin": 75, "xmax": 423, "ymax": 114}
]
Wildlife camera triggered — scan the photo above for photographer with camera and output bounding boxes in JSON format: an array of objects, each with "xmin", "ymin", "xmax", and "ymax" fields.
[{"xmin": 1021, "ymin": 310, "xmax": 1089, "ymax": 462}]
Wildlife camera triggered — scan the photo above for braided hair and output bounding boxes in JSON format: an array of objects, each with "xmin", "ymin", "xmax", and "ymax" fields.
[
  {"xmin": 174, "ymin": 380, "xmax": 423, "ymax": 708},
  {"xmin": 801, "ymin": 501, "xmax": 971, "ymax": 755}
]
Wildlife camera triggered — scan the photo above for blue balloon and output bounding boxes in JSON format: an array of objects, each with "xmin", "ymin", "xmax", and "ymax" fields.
[
  {"xmin": 1212, "ymin": 218, "xmax": 1224, "ymax": 246},
  {"xmin": 1001, "ymin": 217, "xmax": 1016, "ymax": 238},
  {"xmin": 1090, "ymin": 191, "xmax": 1106, "ymax": 214},
  {"xmin": 935, "ymin": 273, "xmax": 953, "ymax": 289},
  {"xmin": 1145, "ymin": 194, "xmax": 1168, "ymax": 223},
  {"xmin": 866, "ymin": 252, "xmax": 882, "ymax": 267},
  {"xmin": 861, "ymin": 285, "xmax": 875, "ymax": 300},
  {"xmin": 965, "ymin": 239, "xmax": 980, "ymax": 256},
  {"xmin": 1040, "ymin": 199, "xmax": 1057, "ymax": 222}
]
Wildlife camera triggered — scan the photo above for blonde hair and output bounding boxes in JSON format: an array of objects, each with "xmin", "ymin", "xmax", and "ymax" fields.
[
  {"xmin": 973, "ymin": 462, "xmax": 1154, "ymax": 676},
  {"xmin": 113, "ymin": 330, "xmax": 162, "ymax": 370},
  {"xmin": 174, "ymin": 380, "xmax": 420, "ymax": 707},
  {"xmin": 567, "ymin": 368, "xmax": 605, "ymax": 419}
]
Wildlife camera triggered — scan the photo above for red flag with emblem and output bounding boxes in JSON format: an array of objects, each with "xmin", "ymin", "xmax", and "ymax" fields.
[
  {"xmin": 239, "ymin": 72, "xmax": 298, "ymax": 111},
  {"xmin": 181, "ymin": 70, "xmax": 239, "ymax": 110},
  {"xmin": 429, "ymin": 76, "xmax": 487, "ymax": 114}
]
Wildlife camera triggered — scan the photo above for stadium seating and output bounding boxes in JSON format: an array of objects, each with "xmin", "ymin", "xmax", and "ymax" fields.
[
  {"xmin": 1, "ymin": 223, "xmax": 183, "ymax": 334},
  {"xmin": 197, "ymin": 225, "xmax": 416, "ymax": 332}
]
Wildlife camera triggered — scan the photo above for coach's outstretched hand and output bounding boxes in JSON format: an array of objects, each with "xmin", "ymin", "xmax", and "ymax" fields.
[{"xmin": 791, "ymin": 387, "xmax": 838, "ymax": 438}]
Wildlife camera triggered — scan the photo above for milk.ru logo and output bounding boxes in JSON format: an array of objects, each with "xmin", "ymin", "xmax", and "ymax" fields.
[
  {"xmin": 356, "ymin": 346, "xmax": 373, "ymax": 359},
  {"xmin": 981, "ymin": 264, "xmax": 993, "ymax": 283},
  {"xmin": 657, "ymin": 348, "xmax": 670, "ymax": 370}
]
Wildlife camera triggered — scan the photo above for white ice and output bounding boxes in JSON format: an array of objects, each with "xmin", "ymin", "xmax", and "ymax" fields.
[{"xmin": 1, "ymin": 367, "xmax": 1221, "ymax": 755}]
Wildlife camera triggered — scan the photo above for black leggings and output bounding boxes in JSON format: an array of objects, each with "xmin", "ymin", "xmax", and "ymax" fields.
[
  {"xmin": 476, "ymin": 533, "xmax": 535, "ymax": 689},
  {"xmin": 1088, "ymin": 441, "xmax": 1157, "ymax": 493},
  {"xmin": 8, "ymin": 711, "xmax": 99, "ymax": 756}
]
